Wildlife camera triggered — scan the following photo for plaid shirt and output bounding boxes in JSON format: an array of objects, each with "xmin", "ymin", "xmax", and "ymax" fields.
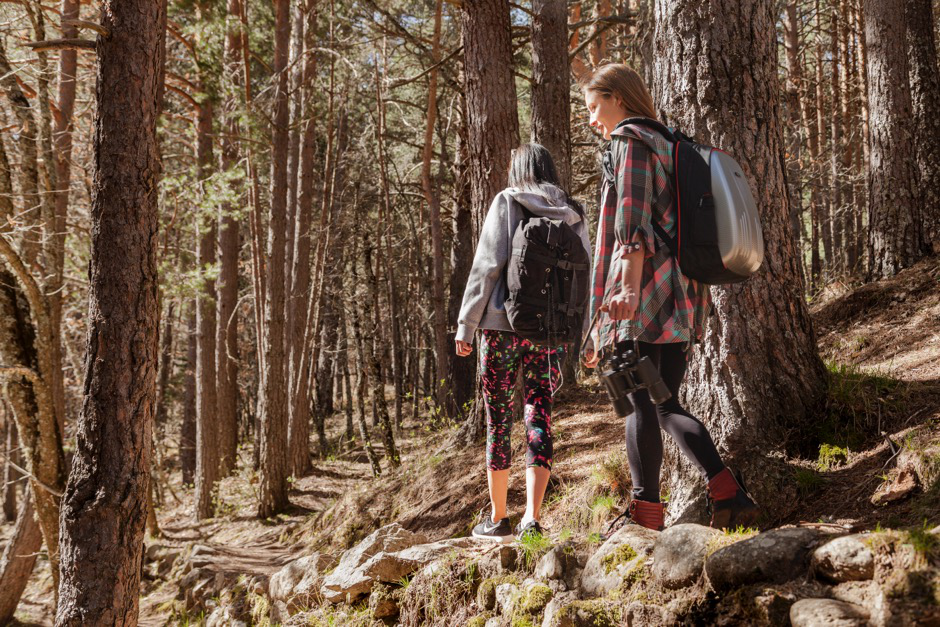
[{"xmin": 589, "ymin": 123, "xmax": 712, "ymax": 349}]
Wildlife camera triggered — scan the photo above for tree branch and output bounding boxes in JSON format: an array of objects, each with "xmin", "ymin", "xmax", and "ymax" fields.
[
  {"xmin": 60, "ymin": 18, "xmax": 110, "ymax": 38},
  {"xmin": 22, "ymin": 39, "xmax": 96, "ymax": 53}
]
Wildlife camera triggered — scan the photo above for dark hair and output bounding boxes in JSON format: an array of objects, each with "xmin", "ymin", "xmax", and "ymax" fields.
[{"xmin": 508, "ymin": 143, "xmax": 584, "ymax": 216}]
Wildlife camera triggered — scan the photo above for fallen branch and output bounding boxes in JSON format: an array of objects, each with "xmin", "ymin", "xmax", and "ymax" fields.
[{"xmin": 23, "ymin": 39, "xmax": 95, "ymax": 53}]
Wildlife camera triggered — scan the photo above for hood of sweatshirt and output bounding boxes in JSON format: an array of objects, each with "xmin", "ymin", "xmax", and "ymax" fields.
[{"xmin": 505, "ymin": 184, "xmax": 583, "ymax": 226}]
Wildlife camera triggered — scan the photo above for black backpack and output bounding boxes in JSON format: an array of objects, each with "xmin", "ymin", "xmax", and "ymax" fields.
[
  {"xmin": 504, "ymin": 202, "xmax": 590, "ymax": 345},
  {"xmin": 610, "ymin": 118, "xmax": 764, "ymax": 285}
]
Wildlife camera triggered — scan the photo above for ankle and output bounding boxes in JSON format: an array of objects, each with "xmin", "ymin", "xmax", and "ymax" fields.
[
  {"xmin": 707, "ymin": 468, "xmax": 739, "ymax": 501},
  {"xmin": 520, "ymin": 513, "xmax": 538, "ymax": 526}
]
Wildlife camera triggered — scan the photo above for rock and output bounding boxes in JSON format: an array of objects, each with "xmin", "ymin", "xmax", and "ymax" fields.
[
  {"xmin": 651, "ymin": 523, "xmax": 719, "ymax": 589},
  {"xmin": 536, "ymin": 542, "xmax": 583, "ymax": 589},
  {"xmin": 320, "ymin": 523, "xmax": 427, "ymax": 603},
  {"xmin": 269, "ymin": 600, "xmax": 290, "ymax": 625},
  {"xmin": 752, "ymin": 589, "xmax": 798, "ymax": 625},
  {"xmin": 518, "ymin": 582, "xmax": 553, "ymax": 615},
  {"xmin": 541, "ymin": 591, "xmax": 578, "ymax": 627},
  {"xmin": 831, "ymin": 580, "xmax": 886, "ymax": 623},
  {"xmin": 495, "ymin": 582, "xmax": 519, "ymax": 615},
  {"xmin": 624, "ymin": 601, "xmax": 676, "ymax": 626},
  {"xmin": 499, "ymin": 544, "xmax": 518, "ymax": 571},
  {"xmin": 811, "ymin": 535, "xmax": 874, "ymax": 583},
  {"xmin": 269, "ymin": 553, "xmax": 332, "ymax": 607},
  {"xmin": 789, "ymin": 598, "xmax": 870, "ymax": 627},
  {"xmin": 580, "ymin": 525, "xmax": 657, "ymax": 598},
  {"xmin": 368, "ymin": 582, "xmax": 399, "ymax": 619},
  {"xmin": 484, "ymin": 618, "xmax": 501, "ymax": 627},
  {"xmin": 359, "ymin": 537, "xmax": 479, "ymax": 585},
  {"xmin": 551, "ymin": 599, "xmax": 618, "ymax": 627},
  {"xmin": 705, "ymin": 528, "xmax": 825, "ymax": 590},
  {"xmin": 871, "ymin": 468, "xmax": 918, "ymax": 505}
]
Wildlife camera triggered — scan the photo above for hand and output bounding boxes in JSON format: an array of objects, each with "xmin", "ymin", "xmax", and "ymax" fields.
[
  {"xmin": 455, "ymin": 339, "xmax": 473, "ymax": 357},
  {"xmin": 581, "ymin": 331, "xmax": 600, "ymax": 369},
  {"xmin": 603, "ymin": 290, "xmax": 638, "ymax": 321}
]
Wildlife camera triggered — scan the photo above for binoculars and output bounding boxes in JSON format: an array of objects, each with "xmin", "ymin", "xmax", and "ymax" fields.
[{"xmin": 598, "ymin": 345, "xmax": 672, "ymax": 417}]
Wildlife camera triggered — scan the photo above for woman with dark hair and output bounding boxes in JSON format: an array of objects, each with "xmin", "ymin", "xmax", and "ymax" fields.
[
  {"xmin": 456, "ymin": 143, "xmax": 592, "ymax": 542},
  {"xmin": 580, "ymin": 63, "xmax": 759, "ymax": 532}
]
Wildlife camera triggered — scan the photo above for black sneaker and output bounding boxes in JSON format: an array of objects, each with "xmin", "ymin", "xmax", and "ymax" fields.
[
  {"xmin": 514, "ymin": 519, "xmax": 543, "ymax": 541},
  {"xmin": 472, "ymin": 513, "xmax": 513, "ymax": 543}
]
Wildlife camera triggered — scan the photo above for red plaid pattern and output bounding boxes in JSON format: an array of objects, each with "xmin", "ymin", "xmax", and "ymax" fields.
[{"xmin": 589, "ymin": 124, "xmax": 712, "ymax": 349}]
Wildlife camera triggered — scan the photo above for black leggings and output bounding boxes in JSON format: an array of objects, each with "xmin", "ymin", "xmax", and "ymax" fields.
[{"xmin": 621, "ymin": 341, "xmax": 725, "ymax": 502}]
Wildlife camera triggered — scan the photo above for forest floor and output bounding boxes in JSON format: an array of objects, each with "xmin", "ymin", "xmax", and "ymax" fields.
[{"xmin": 4, "ymin": 256, "xmax": 940, "ymax": 626}]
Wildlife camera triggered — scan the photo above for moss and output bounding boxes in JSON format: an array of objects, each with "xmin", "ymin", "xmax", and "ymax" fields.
[
  {"xmin": 466, "ymin": 616, "xmax": 489, "ymax": 627},
  {"xmin": 817, "ymin": 443, "xmax": 849, "ymax": 471},
  {"xmin": 601, "ymin": 543, "xmax": 638, "ymax": 574},
  {"xmin": 554, "ymin": 600, "xmax": 617, "ymax": 627},
  {"xmin": 519, "ymin": 583, "xmax": 553, "ymax": 614}
]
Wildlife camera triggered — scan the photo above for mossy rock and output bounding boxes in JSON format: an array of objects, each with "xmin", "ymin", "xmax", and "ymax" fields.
[
  {"xmin": 553, "ymin": 599, "xmax": 617, "ymax": 627},
  {"xmin": 466, "ymin": 615, "xmax": 490, "ymax": 627},
  {"xmin": 520, "ymin": 583, "xmax": 553, "ymax": 614},
  {"xmin": 601, "ymin": 543, "xmax": 637, "ymax": 575},
  {"xmin": 477, "ymin": 574, "xmax": 519, "ymax": 611}
]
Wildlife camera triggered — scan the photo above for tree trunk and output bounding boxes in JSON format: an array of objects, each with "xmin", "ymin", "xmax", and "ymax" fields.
[
  {"xmin": 258, "ymin": 0, "xmax": 292, "ymax": 517},
  {"xmin": 2, "ymin": 411, "xmax": 19, "ymax": 522},
  {"xmin": 364, "ymin": 242, "xmax": 399, "ymax": 466},
  {"xmin": 49, "ymin": 0, "xmax": 81, "ymax": 435},
  {"xmin": 288, "ymin": 0, "xmax": 318, "ymax": 477},
  {"xmin": 349, "ymin": 257, "xmax": 382, "ymax": 477},
  {"xmin": 815, "ymin": 0, "xmax": 833, "ymax": 274},
  {"xmin": 864, "ymin": 0, "xmax": 926, "ymax": 279},
  {"xmin": 181, "ymin": 313, "xmax": 197, "ymax": 485},
  {"xmin": 448, "ymin": 126, "xmax": 477, "ymax": 419},
  {"xmin": 195, "ymin": 98, "xmax": 219, "ymax": 520},
  {"xmin": 830, "ymin": 4, "xmax": 845, "ymax": 275},
  {"xmin": 217, "ymin": 0, "xmax": 244, "ymax": 477},
  {"xmin": 459, "ymin": 0, "xmax": 520, "ymax": 443},
  {"xmin": 906, "ymin": 0, "xmax": 940, "ymax": 252},
  {"xmin": 652, "ymin": 0, "xmax": 827, "ymax": 523},
  {"xmin": 55, "ymin": 0, "xmax": 165, "ymax": 620},
  {"xmin": 0, "ymin": 489, "xmax": 42, "ymax": 625},
  {"xmin": 532, "ymin": 0, "xmax": 572, "ymax": 189}
]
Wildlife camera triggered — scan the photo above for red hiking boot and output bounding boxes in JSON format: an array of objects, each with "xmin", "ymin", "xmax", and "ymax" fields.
[{"xmin": 707, "ymin": 468, "xmax": 759, "ymax": 530}]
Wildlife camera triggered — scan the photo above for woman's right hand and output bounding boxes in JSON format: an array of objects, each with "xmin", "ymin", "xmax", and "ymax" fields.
[
  {"xmin": 455, "ymin": 339, "xmax": 473, "ymax": 357},
  {"xmin": 581, "ymin": 330, "xmax": 600, "ymax": 369}
]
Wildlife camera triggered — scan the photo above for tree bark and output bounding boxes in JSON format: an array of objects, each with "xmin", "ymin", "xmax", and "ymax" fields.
[
  {"xmin": 55, "ymin": 0, "xmax": 165, "ymax": 621},
  {"xmin": 1, "ymin": 416, "xmax": 18, "ymax": 521},
  {"xmin": 181, "ymin": 313, "xmax": 197, "ymax": 485},
  {"xmin": 288, "ymin": 0, "xmax": 318, "ymax": 477},
  {"xmin": 652, "ymin": 0, "xmax": 827, "ymax": 522},
  {"xmin": 0, "ymin": 489, "xmax": 42, "ymax": 625},
  {"xmin": 195, "ymin": 97, "xmax": 219, "ymax": 520},
  {"xmin": 830, "ymin": 4, "xmax": 845, "ymax": 275},
  {"xmin": 532, "ymin": 0, "xmax": 572, "ymax": 189},
  {"xmin": 258, "ymin": 0, "xmax": 292, "ymax": 517},
  {"xmin": 906, "ymin": 0, "xmax": 940, "ymax": 252},
  {"xmin": 864, "ymin": 0, "xmax": 926, "ymax": 279},
  {"xmin": 217, "ymin": 0, "xmax": 244, "ymax": 477}
]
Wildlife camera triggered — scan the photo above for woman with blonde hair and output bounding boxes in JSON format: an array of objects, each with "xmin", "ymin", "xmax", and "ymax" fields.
[{"xmin": 580, "ymin": 64, "xmax": 758, "ymax": 532}]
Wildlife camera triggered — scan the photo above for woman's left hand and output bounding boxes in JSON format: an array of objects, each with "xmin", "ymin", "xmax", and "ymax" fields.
[{"xmin": 604, "ymin": 290, "xmax": 638, "ymax": 321}]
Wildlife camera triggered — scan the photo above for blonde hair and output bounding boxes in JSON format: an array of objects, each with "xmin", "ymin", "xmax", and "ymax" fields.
[{"xmin": 581, "ymin": 64, "xmax": 657, "ymax": 120}]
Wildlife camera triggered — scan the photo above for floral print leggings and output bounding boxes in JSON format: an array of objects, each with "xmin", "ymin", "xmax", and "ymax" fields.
[{"xmin": 480, "ymin": 330, "xmax": 565, "ymax": 471}]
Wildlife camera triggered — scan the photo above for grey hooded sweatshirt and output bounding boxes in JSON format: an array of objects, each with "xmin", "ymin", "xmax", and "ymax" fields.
[{"xmin": 456, "ymin": 184, "xmax": 593, "ymax": 344}]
